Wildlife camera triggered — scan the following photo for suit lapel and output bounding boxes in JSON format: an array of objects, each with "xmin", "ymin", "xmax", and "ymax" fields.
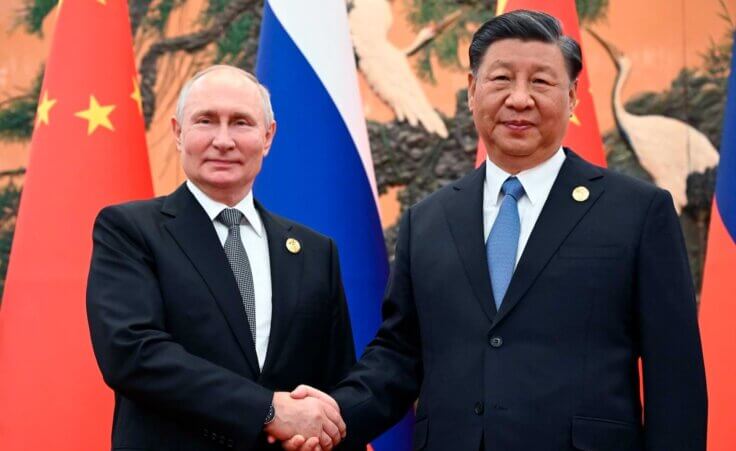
[
  {"xmin": 258, "ymin": 203, "xmax": 303, "ymax": 378},
  {"xmin": 443, "ymin": 165, "xmax": 496, "ymax": 322},
  {"xmin": 490, "ymin": 150, "xmax": 605, "ymax": 330},
  {"xmin": 161, "ymin": 184, "xmax": 261, "ymax": 375}
]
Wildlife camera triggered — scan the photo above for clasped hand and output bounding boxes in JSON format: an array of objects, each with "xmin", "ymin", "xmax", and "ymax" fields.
[{"xmin": 265, "ymin": 385, "xmax": 345, "ymax": 450}]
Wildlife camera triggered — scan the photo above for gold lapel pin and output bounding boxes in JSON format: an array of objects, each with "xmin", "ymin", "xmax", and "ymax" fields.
[
  {"xmin": 286, "ymin": 238, "xmax": 301, "ymax": 254},
  {"xmin": 572, "ymin": 186, "xmax": 590, "ymax": 202}
]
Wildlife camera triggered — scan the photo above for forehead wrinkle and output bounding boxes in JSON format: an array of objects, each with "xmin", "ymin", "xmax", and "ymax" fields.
[{"xmin": 183, "ymin": 80, "xmax": 262, "ymax": 121}]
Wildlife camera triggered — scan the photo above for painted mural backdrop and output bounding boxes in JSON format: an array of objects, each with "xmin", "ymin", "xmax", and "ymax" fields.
[{"xmin": 0, "ymin": 0, "xmax": 733, "ymax": 301}]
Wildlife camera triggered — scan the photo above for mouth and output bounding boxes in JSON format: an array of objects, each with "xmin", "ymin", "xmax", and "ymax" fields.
[
  {"xmin": 205, "ymin": 159, "xmax": 241, "ymax": 166},
  {"xmin": 502, "ymin": 120, "xmax": 535, "ymax": 132}
]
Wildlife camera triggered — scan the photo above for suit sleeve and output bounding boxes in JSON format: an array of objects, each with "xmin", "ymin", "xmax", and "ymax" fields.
[
  {"xmin": 636, "ymin": 189, "xmax": 707, "ymax": 450},
  {"xmin": 332, "ymin": 209, "xmax": 422, "ymax": 444},
  {"xmin": 86, "ymin": 206, "xmax": 272, "ymax": 447},
  {"xmin": 323, "ymin": 239, "xmax": 358, "ymax": 388},
  {"xmin": 323, "ymin": 240, "xmax": 370, "ymax": 451}
]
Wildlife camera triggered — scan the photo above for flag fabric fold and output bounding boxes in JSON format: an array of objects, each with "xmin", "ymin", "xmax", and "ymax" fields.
[{"xmin": 0, "ymin": 1, "xmax": 153, "ymax": 449}]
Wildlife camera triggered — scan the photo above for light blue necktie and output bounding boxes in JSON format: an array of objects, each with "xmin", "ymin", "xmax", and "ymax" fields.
[{"xmin": 487, "ymin": 177, "xmax": 525, "ymax": 310}]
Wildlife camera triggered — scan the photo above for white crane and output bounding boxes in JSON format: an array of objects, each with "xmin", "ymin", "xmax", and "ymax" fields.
[
  {"xmin": 588, "ymin": 29, "xmax": 719, "ymax": 213},
  {"xmin": 348, "ymin": 0, "xmax": 453, "ymax": 138}
]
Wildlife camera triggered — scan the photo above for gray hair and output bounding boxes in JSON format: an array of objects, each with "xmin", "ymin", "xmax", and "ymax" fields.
[{"xmin": 175, "ymin": 65, "xmax": 275, "ymax": 125}]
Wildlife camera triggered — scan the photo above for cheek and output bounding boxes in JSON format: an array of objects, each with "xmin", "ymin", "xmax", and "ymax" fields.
[{"xmin": 182, "ymin": 131, "xmax": 210, "ymax": 154}]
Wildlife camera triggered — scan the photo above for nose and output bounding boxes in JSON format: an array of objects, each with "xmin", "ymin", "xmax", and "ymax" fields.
[
  {"xmin": 212, "ymin": 123, "xmax": 235, "ymax": 152},
  {"xmin": 505, "ymin": 81, "xmax": 534, "ymax": 110}
]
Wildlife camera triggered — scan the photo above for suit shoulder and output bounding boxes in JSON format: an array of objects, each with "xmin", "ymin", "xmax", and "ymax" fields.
[
  {"xmin": 95, "ymin": 196, "xmax": 167, "ymax": 234},
  {"xmin": 598, "ymin": 166, "xmax": 668, "ymax": 202},
  {"xmin": 265, "ymin": 211, "xmax": 334, "ymax": 247},
  {"xmin": 411, "ymin": 167, "xmax": 481, "ymax": 213},
  {"xmin": 99, "ymin": 196, "xmax": 166, "ymax": 218}
]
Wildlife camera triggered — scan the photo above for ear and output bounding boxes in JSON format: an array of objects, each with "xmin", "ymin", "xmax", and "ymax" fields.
[
  {"xmin": 262, "ymin": 120, "xmax": 277, "ymax": 157},
  {"xmin": 171, "ymin": 116, "xmax": 183, "ymax": 152},
  {"xmin": 569, "ymin": 79, "xmax": 579, "ymax": 114},
  {"xmin": 467, "ymin": 72, "xmax": 476, "ymax": 112}
]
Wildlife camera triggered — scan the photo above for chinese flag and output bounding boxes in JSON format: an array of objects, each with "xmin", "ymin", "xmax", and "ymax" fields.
[
  {"xmin": 0, "ymin": 1, "xmax": 153, "ymax": 449},
  {"xmin": 475, "ymin": 0, "xmax": 607, "ymax": 168},
  {"xmin": 699, "ymin": 34, "xmax": 736, "ymax": 451}
]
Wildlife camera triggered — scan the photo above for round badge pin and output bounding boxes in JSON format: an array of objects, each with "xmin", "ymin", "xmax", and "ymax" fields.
[
  {"xmin": 572, "ymin": 186, "xmax": 590, "ymax": 202},
  {"xmin": 286, "ymin": 238, "xmax": 301, "ymax": 254}
]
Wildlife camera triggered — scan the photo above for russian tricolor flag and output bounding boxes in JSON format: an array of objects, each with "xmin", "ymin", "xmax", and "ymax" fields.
[
  {"xmin": 255, "ymin": 1, "xmax": 412, "ymax": 449},
  {"xmin": 699, "ymin": 33, "xmax": 736, "ymax": 451}
]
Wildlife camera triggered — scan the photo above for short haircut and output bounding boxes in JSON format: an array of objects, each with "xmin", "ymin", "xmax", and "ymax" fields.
[
  {"xmin": 175, "ymin": 65, "xmax": 275, "ymax": 125},
  {"xmin": 469, "ymin": 10, "xmax": 582, "ymax": 82}
]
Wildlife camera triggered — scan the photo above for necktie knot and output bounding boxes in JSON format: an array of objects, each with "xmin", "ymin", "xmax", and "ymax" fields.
[
  {"xmin": 501, "ymin": 177, "xmax": 525, "ymax": 201},
  {"xmin": 217, "ymin": 208, "xmax": 244, "ymax": 228}
]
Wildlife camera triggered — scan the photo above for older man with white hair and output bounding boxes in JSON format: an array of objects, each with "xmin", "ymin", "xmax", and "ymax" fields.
[{"xmin": 87, "ymin": 65, "xmax": 359, "ymax": 451}]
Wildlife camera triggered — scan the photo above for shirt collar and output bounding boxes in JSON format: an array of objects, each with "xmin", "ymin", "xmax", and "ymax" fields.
[
  {"xmin": 484, "ymin": 147, "xmax": 566, "ymax": 206},
  {"xmin": 186, "ymin": 180, "xmax": 264, "ymax": 237}
]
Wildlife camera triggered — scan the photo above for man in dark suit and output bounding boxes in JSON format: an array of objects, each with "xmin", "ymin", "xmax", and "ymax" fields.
[
  {"xmin": 288, "ymin": 10, "xmax": 707, "ymax": 451},
  {"xmin": 87, "ymin": 65, "xmax": 356, "ymax": 450}
]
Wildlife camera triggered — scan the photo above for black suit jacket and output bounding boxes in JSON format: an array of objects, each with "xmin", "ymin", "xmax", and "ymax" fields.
[
  {"xmin": 87, "ymin": 183, "xmax": 360, "ymax": 451},
  {"xmin": 333, "ymin": 150, "xmax": 707, "ymax": 451}
]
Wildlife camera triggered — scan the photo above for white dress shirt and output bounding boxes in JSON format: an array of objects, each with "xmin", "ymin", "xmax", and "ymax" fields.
[
  {"xmin": 187, "ymin": 181, "xmax": 272, "ymax": 369},
  {"xmin": 483, "ymin": 148, "xmax": 566, "ymax": 267}
]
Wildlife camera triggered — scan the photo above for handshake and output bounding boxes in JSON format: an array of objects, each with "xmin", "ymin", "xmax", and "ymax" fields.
[{"xmin": 265, "ymin": 385, "xmax": 348, "ymax": 450}]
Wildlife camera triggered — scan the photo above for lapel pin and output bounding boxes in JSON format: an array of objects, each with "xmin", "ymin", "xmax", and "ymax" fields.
[
  {"xmin": 572, "ymin": 186, "xmax": 590, "ymax": 202},
  {"xmin": 286, "ymin": 238, "xmax": 301, "ymax": 254}
]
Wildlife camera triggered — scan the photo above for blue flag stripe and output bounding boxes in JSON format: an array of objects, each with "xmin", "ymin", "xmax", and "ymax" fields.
[
  {"xmin": 255, "ymin": 2, "xmax": 413, "ymax": 449},
  {"xmin": 715, "ymin": 33, "xmax": 736, "ymax": 242}
]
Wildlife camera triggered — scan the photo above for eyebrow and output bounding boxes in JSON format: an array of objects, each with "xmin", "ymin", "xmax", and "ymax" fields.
[
  {"xmin": 488, "ymin": 60, "xmax": 556, "ymax": 73},
  {"xmin": 190, "ymin": 109, "xmax": 257, "ymax": 120}
]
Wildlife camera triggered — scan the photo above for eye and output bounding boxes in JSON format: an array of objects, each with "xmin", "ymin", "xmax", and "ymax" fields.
[
  {"xmin": 195, "ymin": 117, "xmax": 211, "ymax": 124},
  {"xmin": 532, "ymin": 78, "xmax": 551, "ymax": 85},
  {"xmin": 491, "ymin": 75, "xmax": 510, "ymax": 82}
]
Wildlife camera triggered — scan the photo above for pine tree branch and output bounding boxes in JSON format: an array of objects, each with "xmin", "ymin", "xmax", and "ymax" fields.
[{"xmin": 138, "ymin": 0, "xmax": 261, "ymax": 127}]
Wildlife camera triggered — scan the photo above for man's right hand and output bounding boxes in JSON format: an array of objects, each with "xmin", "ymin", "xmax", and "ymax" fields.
[{"xmin": 264, "ymin": 391, "xmax": 346, "ymax": 450}]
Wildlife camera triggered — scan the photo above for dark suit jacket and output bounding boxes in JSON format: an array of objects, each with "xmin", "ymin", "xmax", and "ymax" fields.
[
  {"xmin": 332, "ymin": 150, "xmax": 707, "ymax": 451},
  {"xmin": 87, "ymin": 183, "xmax": 360, "ymax": 451}
]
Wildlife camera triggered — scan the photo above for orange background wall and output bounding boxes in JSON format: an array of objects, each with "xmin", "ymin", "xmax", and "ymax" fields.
[{"xmin": 1, "ymin": 0, "xmax": 734, "ymax": 227}]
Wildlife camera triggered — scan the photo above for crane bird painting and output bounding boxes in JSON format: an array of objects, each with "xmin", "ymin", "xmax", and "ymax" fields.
[
  {"xmin": 348, "ymin": 0, "xmax": 452, "ymax": 138},
  {"xmin": 588, "ymin": 29, "xmax": 719, "ymax": 214}
]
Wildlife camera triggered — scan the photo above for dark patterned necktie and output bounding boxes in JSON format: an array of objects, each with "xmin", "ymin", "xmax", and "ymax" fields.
[{"xmin": 216, "ymin": 208, "xmax": 256, "ymax": 343}]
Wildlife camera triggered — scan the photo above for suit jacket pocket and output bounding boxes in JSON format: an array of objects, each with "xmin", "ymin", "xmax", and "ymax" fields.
[
  {"xmin": 571, "ymin": 416, "xmax": 642, "ymax": 451},
  {"xmin": 558, "ymin": 245, "xmax": 624, "ymax": 259},
  {"xmin": 413, "ymin": 416, "xmax": 428, "ymax": 450}
]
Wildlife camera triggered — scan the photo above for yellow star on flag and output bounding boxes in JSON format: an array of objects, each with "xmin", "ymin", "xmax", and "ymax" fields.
[
  {"xmin": 97, "ymin": 0, "xmax": 107, "ymax": 4},
  {"xmin": 131, "ymin": 77, "xmax": 143, "ymax": 115},
  {"xmin": 75, "ymin": 95, "xmax": 116, "ymax": 135},
  {"xmin": 569, "ymin": 113, "xmax": 581, "ymax": 126},
  {"xmin": 35, "ymin": 91, "xmax": 57, "ymax": 127}
]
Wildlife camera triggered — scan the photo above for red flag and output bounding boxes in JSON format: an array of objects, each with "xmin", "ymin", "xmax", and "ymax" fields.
[
  {"xmin": 0, "ymin": 1, "xmax": 153, "ymax": 449},
  {"xmin": 475, "ymin": 0, "xmax": 607, "ymax": 167},
  {"xmin": 699, "ymin": 34, "xmax": 736, "ymax": 451}
]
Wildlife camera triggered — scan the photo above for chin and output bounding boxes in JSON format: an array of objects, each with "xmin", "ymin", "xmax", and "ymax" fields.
[{"xmin": 496, "ymin": 144, "xmax": 538, "ymax": 158}]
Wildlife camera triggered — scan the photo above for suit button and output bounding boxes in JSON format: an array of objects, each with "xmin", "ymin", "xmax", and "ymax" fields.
[
  {"xmin": 474, "ymin": 402, "xmax": 484, "ymax": 415},
  {"xmin": 489, "ymin": 336, "xmax": 503, "ymax": 348}
]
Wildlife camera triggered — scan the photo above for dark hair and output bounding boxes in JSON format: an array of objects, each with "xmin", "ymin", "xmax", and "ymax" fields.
[{"xmin": 469, "ymin": 10, "xmax": 582, "ymax": 81}]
